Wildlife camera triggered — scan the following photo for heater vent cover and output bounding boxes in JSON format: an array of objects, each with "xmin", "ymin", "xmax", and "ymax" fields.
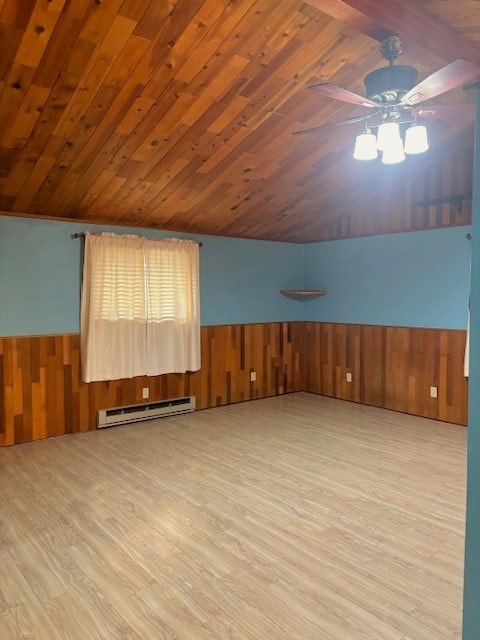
[{"xmin": 98, "ymin": 396, "xmax": 195, "ymax": 428}]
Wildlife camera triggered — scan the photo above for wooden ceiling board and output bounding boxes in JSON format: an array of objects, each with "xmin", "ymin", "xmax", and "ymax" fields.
[
  {"xmin": 316, "ymin": 0, "xmax": 480, "ymax": 64},
  {"xmin": 304, "ymin": 123, "xmax": 474, "ymax": 236},
  {"xmin": 423, "ymin": 0, "xmax": 480, "ymax": 44},
  {"xmin": 0, "ymin": 0, "xmax": 476, "ymax": 242}
]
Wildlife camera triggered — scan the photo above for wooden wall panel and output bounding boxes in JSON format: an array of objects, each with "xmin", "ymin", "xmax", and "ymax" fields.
[
  {"xmin": 0, "ymin": 320, "xmax": 468, "ymax": 447},
  {"xmin": 0, "ymin": 322, "xmax": 302, "ymax": 446},
  {"xmin": 315, "ymin": 139, "xmax": 473, "ymax": 242},
  {"xmin": 303, "ymin": 322, "xmax": 468, "ymax": 425}
]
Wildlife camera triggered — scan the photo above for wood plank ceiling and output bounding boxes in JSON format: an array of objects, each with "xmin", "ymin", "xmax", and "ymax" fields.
[{"xmin": 0, "ymin": 0, "xmax": 477, "ymax": 242}]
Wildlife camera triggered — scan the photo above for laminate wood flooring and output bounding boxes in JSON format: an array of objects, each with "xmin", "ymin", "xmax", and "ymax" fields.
[{"xmin": 0, "ymin": 393, "xmax": 466, "ymax": 639}]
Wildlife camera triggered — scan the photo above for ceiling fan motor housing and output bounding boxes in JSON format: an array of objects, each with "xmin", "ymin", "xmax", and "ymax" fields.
[{"xmin": 364, "ymin": 65, "xmax": 418, "ymax": 102}]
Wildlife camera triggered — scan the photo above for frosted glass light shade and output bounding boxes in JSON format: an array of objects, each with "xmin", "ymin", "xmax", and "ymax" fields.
[
  {"xmin": 353, "ymin": 130, "xmax": 378, "ymax": 160},
  {"xmin": 376, "ymin": 122, "xmax": 401, "ymax": 151},
  {"xmin": 382, "ymin": 136, "xmax": 406, "ymax": 164},
  {"xmin": 404, "ymin": 124, "xmax": 429, "ymax": 154}
]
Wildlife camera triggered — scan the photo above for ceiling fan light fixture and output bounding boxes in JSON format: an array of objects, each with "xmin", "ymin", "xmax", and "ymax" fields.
[
  {"xmin": 381, "ymin": 136, "xmax": 406, "ymax": 165},
  {"xmin": 404, "ymin": 123, "xmax": 429, "ymax": 154},
  {"xmin": 353, "ymin": 129, "xmax": 378, "ymax": 160},
  {"xmin": 376, "ymin": 121, "xmax": 401, "ymax": 151}
]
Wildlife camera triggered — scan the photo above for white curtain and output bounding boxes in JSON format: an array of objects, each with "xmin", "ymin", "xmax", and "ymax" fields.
[
  {"xmin": 465, "ymin": 309, "xmax": 470, "ymax": 378},
  {"xmin": 465, "ymin": 255, "xmax": 471, "ymax": 378},
  {"xmin": 81, "ymin": 233, "xmax": 200, "ymax": 382}
]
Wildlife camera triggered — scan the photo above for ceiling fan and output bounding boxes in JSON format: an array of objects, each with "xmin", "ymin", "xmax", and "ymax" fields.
[{"xmin": 294, "ymin": 36, "xmax": 480, "ymax": 164}]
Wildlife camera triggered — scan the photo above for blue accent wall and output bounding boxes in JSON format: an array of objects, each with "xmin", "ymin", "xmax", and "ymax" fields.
[
  {"xmin": 0, "ymin": 215, "xmax": 472, "ymax": 337},
  {"xmin": 463, "ymin": 95, "xmax": 480, "ymax": 640},
  {"xmin": 303, "ymin": 227, "xmax": 471, "ymax": 329},
  {"xmin": 0, "ymin": 216, "xmax": 304, "ymax": 336}
]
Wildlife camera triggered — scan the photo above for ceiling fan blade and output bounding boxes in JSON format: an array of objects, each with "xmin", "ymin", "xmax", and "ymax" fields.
[
  {"xmin": 401, "ymin": 59, "xmax": 480, "ymax": 106},
  {"xmin": 413, "ymin": 103, "xmax": 475, "ymax": 119},
  {"xmin": 292, "ymin": 112, "xmax": 380, "ymax": 136},
  {"xmin": 308, "ymin": 83, "xmax": 379, "ymax": 108}
]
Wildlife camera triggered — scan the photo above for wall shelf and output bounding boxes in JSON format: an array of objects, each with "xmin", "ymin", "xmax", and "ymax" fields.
[{"xmin": 280, "ymin": 289, "xmax": 326, "ymax": 301}]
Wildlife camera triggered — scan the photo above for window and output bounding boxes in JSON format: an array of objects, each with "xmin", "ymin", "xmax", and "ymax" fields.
[{"xmin": 81, "ymin": 233, "xmax": 200, "ymax": 382}]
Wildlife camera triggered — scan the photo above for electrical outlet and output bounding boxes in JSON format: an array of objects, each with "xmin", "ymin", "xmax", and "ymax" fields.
[
  {"xmin": 250, "ymin": 371, "xmax": 256, "ymax": 382},
  {"xmin": 346, "ymin": 372, "xmax": 352, "ymax": 383},
  {"xmin": 430, "ymin": 386, "xmax": 438, "ymax": 399},
  {"xmin": 142, "ymin": 387, "xmax": 149, "ymax": 399}
]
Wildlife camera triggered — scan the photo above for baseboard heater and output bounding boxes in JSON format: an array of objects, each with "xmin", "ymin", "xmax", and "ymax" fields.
[{"xmin": 97, "ymin": 396, "xmax": 196, "ymax": 428}]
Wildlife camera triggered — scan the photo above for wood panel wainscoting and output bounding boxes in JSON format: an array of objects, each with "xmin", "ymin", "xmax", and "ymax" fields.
[
  {"xmin": 303, "ymin": 322, "xmax": 468, "ymax": 426},
  {"xmin": 0, "ymin": 321, "xmax": 468, "ymax": 447},
  {"xmin": 0, "ymin": 323, "xmax": 302, "ymax": 447}
]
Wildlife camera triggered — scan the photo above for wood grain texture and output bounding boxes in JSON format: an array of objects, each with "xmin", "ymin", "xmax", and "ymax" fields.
[
  {"xmin": 0, "ymin": 1, "xmax": 475, "ymax": 242},
  {"xmin": 0, "ymin": 322, "xmax": 302, "ymax": 447},
  {"xmin": 308, "ymin": 134, "xmax": 473, "ymax": 242},
  {"xmin": 302, "ymin": 322, "xmax": 468, "ymax": 425},
  {"xmin": 423, "ymin": 0, "xmax": 480, "ymax": 44},
  {"xmin": 317, "ymin": 0, "xmax": 480, "ymax": 65},
  {"xmin": 0, "ymin": 321, "xmax": 468, "ymax": 447},
  {"xmin": 0, "ymin": 393, "xmax": 466, "ymax": 639}
]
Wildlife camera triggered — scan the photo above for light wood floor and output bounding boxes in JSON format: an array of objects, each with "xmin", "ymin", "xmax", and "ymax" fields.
[{"xmin": 0, "ymin": 393, "xmax": 466, "ymax": 640}]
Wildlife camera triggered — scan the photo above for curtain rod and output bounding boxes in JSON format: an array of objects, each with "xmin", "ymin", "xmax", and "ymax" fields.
[{"xmin": 71, "ymin": 232, "xmax": 203, "ymax": 247}]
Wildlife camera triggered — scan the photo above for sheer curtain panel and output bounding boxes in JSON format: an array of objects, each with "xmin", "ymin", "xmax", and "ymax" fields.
[
  {"xmin": 81, "ymin": 233, "xmax": 200, "ymax": 382},
  {"xmin": 144, "ymin": 238, "xmax": 200, "ymax": 376}
]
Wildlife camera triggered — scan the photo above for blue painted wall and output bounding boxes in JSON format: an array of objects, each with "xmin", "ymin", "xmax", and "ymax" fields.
[
  {"xmin": 463, "ymin": 96, "xmax": 480, "ymax": 640},
  {"xmin": 0, "ymin": 216, "xmax": 304, "ymax": 336},
  {"xmin": 303, "ymin": 227, "xmax": 471, "ymax": 329},
  {"xmin": 0, "ymin": 215, "xmax": 472, "ymax": 336}
]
